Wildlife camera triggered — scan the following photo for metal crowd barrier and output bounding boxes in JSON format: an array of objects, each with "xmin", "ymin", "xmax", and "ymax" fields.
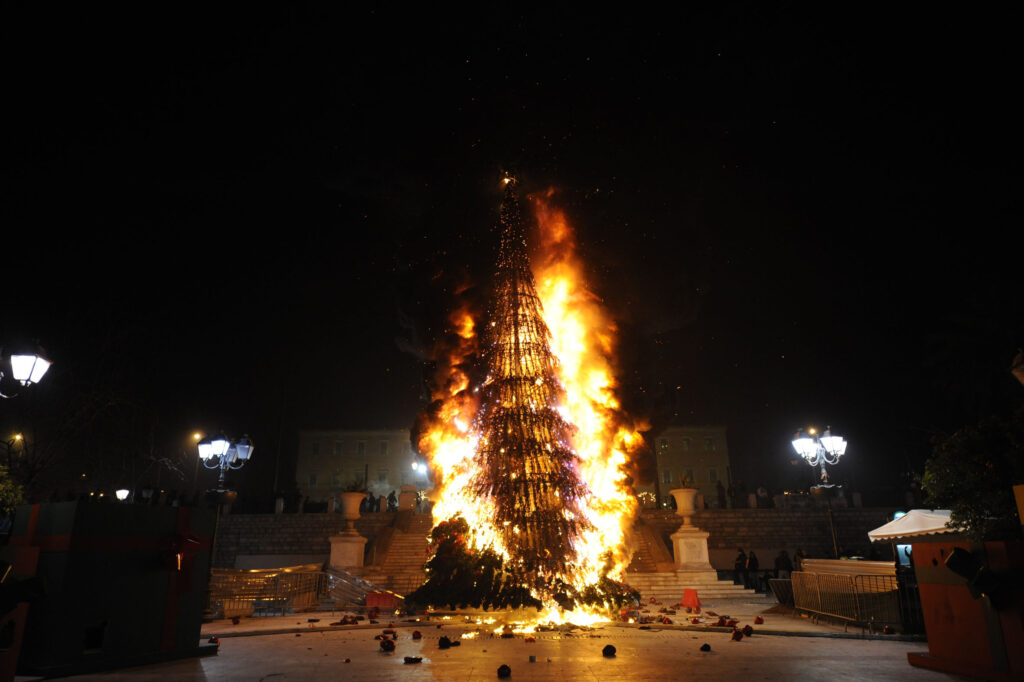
[
  {"xmin": 791, "ymin": 571, "xmax": 902, "ymax": 631},
  {"xmin": 209, "ymin": 566, "xmax": 335, "ymax": 619}
]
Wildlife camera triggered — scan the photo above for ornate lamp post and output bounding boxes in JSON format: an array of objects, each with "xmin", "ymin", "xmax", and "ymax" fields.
[
  {"xmin": 792, "ymin": 426, "xmax": 848, "ymax": 558},
  {"xmin": 791, "ymin": 426, "xmax": 847, "ymax": 485},
  {"xmin": 196, "ymin": 433, "xmax": 253, "ymax": 621},
  {"xmin": 197, "ymin": 434, "xmax": 254, "ymax": 491}
]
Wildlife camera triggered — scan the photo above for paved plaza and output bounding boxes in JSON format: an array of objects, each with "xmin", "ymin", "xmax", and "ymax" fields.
[{"xmin": 52, "ymin": 598, "xmax": 969, "ymax": 682}]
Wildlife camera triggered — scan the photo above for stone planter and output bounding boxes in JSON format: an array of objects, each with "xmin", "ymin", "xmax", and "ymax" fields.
[
  {"xmin": 339, "ymin": 492, "xmax": 365, "ymax": 532},
  {"xmin": 670, "ymin": 488, "xmax": 700, "ymax": 528}
]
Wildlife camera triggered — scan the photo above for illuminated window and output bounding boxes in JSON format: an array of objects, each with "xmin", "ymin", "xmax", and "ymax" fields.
[
  {"xmin": 704, "ymin": 438, "xmax": 715, "ymax": 451},
  {"xmin": 657, "ymin": 438, "xmax": 669, "ymax": 452}
]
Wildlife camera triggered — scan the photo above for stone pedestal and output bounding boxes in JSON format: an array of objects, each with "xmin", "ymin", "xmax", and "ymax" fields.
[
  {"xmin": 329, "ymin": 532, "xmax": 367, "ymax": 569},
  {"xmin": 670, "ymin": 526, "xmax": 714, "ymax": 571},
  {"xmin": 398, "ymin": 485, "xmax": 417, "ymax": 511}
]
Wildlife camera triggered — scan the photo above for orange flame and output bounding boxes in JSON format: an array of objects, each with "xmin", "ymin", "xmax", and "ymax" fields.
[{"xmin": 531, "ymin": 192, "xmax": 645, "ymax": 587}]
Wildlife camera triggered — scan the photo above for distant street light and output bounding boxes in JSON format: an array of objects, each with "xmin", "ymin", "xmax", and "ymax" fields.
[
  {"xmin": 791, "ymin": 426, "xmax": 847, "ymax": 485},
  {"xmin": 792, "ymin": 426, "xmax": 848, "ymax": 559},
  {"xmin": 4, "ymin": 433, "xmax": 24, "ymax": 471},
  {"xmin": 115, "ymin": 488, "xmax": 130, "ymax": 501},
  {"xmin": 1, "ymin": 347, "xmax": 51, "ymax": 398}
]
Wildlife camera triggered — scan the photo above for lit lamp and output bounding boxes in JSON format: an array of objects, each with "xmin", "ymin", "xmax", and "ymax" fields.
[
  {"xmin": 792, "ymin": 426, "xmax": 847, "ymax": 485},
  {"xmin": 197, "ymin": 433, "xmax": 253, "ymax": 490},
  {"xmin": 115, "ymin": 488, "xmax": 130, "ymax": 501},
  {"xmin": 10, "ymin": 353, "xmax": 51, "ymax": 386},
  {"xmin": 1, "ymin": 347, "xmax": 51, "ymax": 398}
]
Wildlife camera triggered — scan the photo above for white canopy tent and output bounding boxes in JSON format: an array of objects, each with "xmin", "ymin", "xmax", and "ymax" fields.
[{"xmin": 867, "ymin": 509, "xmax": 963, "ymax": 543}]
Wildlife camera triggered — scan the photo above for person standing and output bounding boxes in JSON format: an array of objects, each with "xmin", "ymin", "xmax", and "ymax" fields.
[
  {"xmin": 794, "ymin": 548, "xmax": 806, "ymax": 573},
  {"xmin": 733, "ymin": 548, "xmax": 747, "ymax": 586},
  {"xmin": 746, "ymin": 551, "xmax": 760, "ymax": 590},
  {"xmin": 775, "ymin": 549, "xmax": 793, "ymax": 579}
]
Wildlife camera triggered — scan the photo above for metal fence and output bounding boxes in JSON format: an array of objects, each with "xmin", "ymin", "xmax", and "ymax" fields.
[
  {"xmin": 209, "ymin": 567, "xmax": 334, "ymax": 619},
  {"xmin": 791, "ymin": 571, "xmax": 904, "ymax": 631}
]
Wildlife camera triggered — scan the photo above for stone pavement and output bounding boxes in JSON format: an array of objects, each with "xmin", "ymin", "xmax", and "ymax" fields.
[{"xmin": 56, "ymin": 597, "xmax": 968, "ymax": 681}]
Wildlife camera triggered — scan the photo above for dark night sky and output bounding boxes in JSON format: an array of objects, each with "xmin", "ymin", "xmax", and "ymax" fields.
[{"xmin": 3, "ymin": 6, "xmax": 1021, "ymax": 501}]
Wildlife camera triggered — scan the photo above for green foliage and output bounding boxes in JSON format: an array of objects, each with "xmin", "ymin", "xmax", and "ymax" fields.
[
  {"xmin": 921, "ymin": 406, "xmax": 1024, "ymax": 541},
  {"xmin": 0, "ymin": 465, "xmax": 25, "ymax": 518},
  {"xmin": 406, "ymin": 516, "xmax": 640, "ymax": 613}
]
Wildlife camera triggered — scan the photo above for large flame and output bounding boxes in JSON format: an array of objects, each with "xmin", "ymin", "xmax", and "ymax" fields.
[{"xmin": 417, "ymin": 188, "xmax": 645, "ymax": 620}]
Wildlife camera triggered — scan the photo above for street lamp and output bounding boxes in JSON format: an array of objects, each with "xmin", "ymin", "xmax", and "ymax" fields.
[
  {"xmin": 791, "ymin": 426, "xmax": 847, "ymax": 485},
  {"xmin": 197, "ymin": 434, "xmax": 254, "ymax": 491},
  {"xmin": 792, "ymin": 426, "xmax": 848, "ymax": 559},
  {"xmin": 1, "ymin": 347, "xmax": 51, "ymax": 398},
  {"xmin": 196, "ymin": 433, "xmax": 253, "ymax": 621}
]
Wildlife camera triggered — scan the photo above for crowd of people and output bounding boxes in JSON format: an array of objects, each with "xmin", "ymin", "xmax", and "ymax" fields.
[{"xmin": 358, "ymin": 490, "xmax": 399, "ymax": 513}]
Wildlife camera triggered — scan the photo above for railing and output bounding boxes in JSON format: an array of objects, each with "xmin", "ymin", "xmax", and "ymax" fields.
[
  {"xmin": 791, "ymin": 571, "xmax": 905, "ymax": 631},
  {"xmin": 209, "ymin": 566, "xmax": 335, "ymax": 619}
]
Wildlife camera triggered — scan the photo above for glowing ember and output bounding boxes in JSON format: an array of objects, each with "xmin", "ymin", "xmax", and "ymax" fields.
[{"xmin": 415, "ymin": 179, "xmax": 646, "ymax": 618}]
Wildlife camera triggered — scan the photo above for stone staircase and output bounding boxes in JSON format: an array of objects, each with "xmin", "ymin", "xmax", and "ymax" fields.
[
  {"xmin": 624, "ymin": 571, "xmax": 756, "ymax": 603},
  {"xmin": 357, "ymin": 512, "xmax": 433, "ymax": 596}
]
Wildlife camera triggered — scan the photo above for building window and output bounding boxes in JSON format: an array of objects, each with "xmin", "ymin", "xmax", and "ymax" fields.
[
  {"xmin": 708, "ymin": 468, "xmax": 719, "ymax": 484},
  {"xmin": 704, "ymin": 437, "xmax": 715, "ymax": 451},
  {"xmin": 682, "ymin": 438, "xmax": 691, "ymax": 451},
  {"xmin": 662, "ymin": 469, "xmax": 673, "ymax": 485},
  {"xmin": 357, "ymin": 441, "xmax": 366, "ymax": 457},
  {"xmin": 333, "ymin": 441, "xmax": 343, "ymax": 456},
  {"xmin": 685, "ymin": 469, "xmax": 694, "ymax": 484},
  {"xmin": 331, "ymin": 473, "xmax": 341, "ymax": 487},
  {"xmin": 378, "ymin": 469, "xmax": 387, "ymax": 483},
  {"xmin": 657, "ymin": 438, "xmax": 669, "ymax": 452},
  {"xmin": 379, "ymin": 441, "xmax": 389, "ymax": 456},
  {"xmin": 308, "ymin": 473, "xmax": 317, "ymax": 488},
  {"xmin": 311, "ymin": 441, "xmax": 320, "ymax": 457}
]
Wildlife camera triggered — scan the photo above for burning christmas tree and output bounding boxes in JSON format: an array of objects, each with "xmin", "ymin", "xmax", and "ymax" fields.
[
  {"xmin": 410, "ymin": 178, "xmax": 645, "ymax": 618},
  {"xmin": 470, "ymin": 180, "xmax": 593, "ymax": 576}
]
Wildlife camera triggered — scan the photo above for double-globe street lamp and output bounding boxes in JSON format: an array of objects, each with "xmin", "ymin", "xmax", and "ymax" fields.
[
  {"xmin": 792, "ymin": 426, "xmax": 848, "ymax": 558},
  {"xmin": 791, "ymin": 426, "xmax": 847, "ymax": 486},
  {"xmin": 196, "ymin": 433, "xmax": 254, "ymax": 621}
]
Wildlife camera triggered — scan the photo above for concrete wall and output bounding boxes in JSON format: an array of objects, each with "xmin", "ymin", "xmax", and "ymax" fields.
[{"xmin": 213, "ymin": 506, "xmax": 898, "ymax": 570}]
